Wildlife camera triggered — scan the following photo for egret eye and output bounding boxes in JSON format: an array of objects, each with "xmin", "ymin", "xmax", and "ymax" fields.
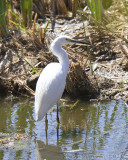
[{"xmin": 66, "ymin": 38, "xmax": 71, "ymax": 41}]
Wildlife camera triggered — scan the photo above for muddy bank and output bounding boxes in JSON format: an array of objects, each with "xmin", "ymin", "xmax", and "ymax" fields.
[{"xmin": 0, "ymin": 18, "xmax": 128, "ymax": 101}]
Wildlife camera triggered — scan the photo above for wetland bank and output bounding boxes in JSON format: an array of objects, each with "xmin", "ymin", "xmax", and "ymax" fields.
[{"xmin": 0, "ymin": 0, "xmax": 128, "ymax": 159}]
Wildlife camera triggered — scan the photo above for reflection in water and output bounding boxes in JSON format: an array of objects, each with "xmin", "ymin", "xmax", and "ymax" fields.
[
  {"xmin": 0, "ymin": 97, "xmax": 128, "ymax": 160},
  {"xmin": 36, "ymin": 140, "xmax": 65, "ymax": 160}
]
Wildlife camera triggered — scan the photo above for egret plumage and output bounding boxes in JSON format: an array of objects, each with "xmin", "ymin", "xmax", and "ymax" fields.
[{"xmin": 35, "ymin": 35, "xmax": 89, "ymax": 122}]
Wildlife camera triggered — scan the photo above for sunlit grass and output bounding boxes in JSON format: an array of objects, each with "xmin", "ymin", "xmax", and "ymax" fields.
[
  {"xmin": 9, "ymin": 12, "xmax": 28, "ymax": 33},
  {"xmin": 122, "ymin": 0, "xmax": 128, "ymax": 15},
  {"xmin": 86, "ymin": 0, "xmax": 102, "ymax": 25}
]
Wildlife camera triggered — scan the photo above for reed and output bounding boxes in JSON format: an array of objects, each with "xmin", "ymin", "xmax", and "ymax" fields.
[
  {"xmin": 86, "ymin": 0, "xmax": 102, "ymax": 25},
  {"xmin": 20, "ymin": 0, "xmax": 33, "ymax": 27},
  {"xmin": 0, "ymin": 0, "xmax": 9, "ymax": 37}
]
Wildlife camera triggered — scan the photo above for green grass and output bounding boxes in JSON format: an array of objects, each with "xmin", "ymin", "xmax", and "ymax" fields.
[
  {"xmin": 122, "ymin": 0, "xmax": 128, "ymax": 15},
  {"xmin": 20, "ymin": 0, "xmax": 33, "ymax": 27},
  {"xmin": 86, "ymin": 0, "xmax": 102, "ymax": 25},
  {"xmin": 0, "ymin": 0, "xmax": 9, "ymax": 37},
  {"xmin": 10, "ymin": 11, "xmax": 28, "ymax": 33}
]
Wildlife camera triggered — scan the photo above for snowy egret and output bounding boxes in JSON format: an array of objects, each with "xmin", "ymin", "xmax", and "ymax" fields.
[{"xmin": 35, "ymin": 35, "xmax": 89, "ymax": 122}]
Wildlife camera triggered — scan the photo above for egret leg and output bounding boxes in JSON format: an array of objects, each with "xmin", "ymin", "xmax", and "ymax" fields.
[
  {"xmin": 57, "ymin": 120, "xmax": 59, "ymax": 145},
  {"xmin": 56, "ymin": 103, "xmax": 59, "ymax": 123},
  {"xmin": 45, "ymin": 113, "xmax": 48, "ymax": 138}
]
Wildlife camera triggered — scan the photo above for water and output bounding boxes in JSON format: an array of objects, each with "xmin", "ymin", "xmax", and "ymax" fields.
[{"xmin": 0, "ymin": 96, "xmax": 128, "ymax": 160}]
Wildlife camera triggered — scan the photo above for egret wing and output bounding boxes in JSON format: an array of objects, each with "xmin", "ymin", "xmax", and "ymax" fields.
[{"xmin": 35, "ymin": 63, "xmax": 66, "ymax": 121}]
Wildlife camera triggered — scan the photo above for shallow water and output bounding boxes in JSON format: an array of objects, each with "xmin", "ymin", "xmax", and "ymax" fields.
[{"xmin": 0, "ymin": 96, "xmax": 128, "ymax": 160}]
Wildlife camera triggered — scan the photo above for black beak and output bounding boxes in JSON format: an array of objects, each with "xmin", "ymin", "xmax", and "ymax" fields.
[{"xmin": 70, "ymin": 39, "xmax": 90, "ymax": 45}]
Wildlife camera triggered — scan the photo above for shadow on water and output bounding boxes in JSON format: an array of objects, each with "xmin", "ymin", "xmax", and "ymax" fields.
[{"xmin": 0, "ymin": 96, "xmax": 128, "ymax": 160}]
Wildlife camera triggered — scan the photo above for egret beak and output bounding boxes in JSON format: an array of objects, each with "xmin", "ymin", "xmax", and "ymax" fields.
[{"xmin": 70, "ymin": 39, "xmax": 90, "ymax": 45}]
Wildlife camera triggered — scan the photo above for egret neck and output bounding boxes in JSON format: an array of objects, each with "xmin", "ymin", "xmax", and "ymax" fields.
[{"xmin": 50, "ymin": 42, "xmax": 69, "ymax": 76}]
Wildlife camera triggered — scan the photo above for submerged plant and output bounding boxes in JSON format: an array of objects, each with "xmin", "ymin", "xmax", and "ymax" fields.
[
  {"xmin": 20, "ymin": 0, "xmax": 33, "ymax": 27},
  {"xmin": 0, "ymin": 0, "xmax": 9, "ymax": 37}
]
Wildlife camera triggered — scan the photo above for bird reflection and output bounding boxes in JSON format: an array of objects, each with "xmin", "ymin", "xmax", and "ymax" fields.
[
  {"xmin": 44, "ymin": 113, "xmax": 60, "ymax": 146},
  {"xmin": 35, "ymin": 140, "xmax": 65, "ymax": 160}
]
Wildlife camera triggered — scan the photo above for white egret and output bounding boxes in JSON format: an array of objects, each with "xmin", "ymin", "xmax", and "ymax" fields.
[{"xmin": 35, "ymin": 35, "xmax": 89, "ymax": 122}]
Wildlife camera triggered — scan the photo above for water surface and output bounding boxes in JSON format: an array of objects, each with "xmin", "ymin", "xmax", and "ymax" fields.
[{"xmin": 0, "ymin": 96, "xmax": 128, "ymax": 160}]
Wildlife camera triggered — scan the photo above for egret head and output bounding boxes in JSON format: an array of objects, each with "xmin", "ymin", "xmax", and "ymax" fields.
[
  {"xmin": 51, "ymin": 35, "xmax": 73, "ymax": 46},
  {"xmin": 50, "ymin": 35, "xmax": 90, "ymax": 50}
]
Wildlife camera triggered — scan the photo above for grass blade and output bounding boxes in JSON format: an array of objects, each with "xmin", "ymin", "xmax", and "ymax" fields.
[
  {"xmin": 0, "ymin": 0, "xmax": 9, "ymax": 37},
  {"xmin": 10, "ymin": 11, "xmax": 28, "ymax": 33},
  {"xmin": 20, "ymin": 0, "xmax": 33, "ymax": 27},
  {"xmin": 9, "ymin": 20, "xmax": 28, "ymax": 33},
  {"xmin": 97, "ymin": 0, "xmax": 102, "ymax": 22},
  {"xmin": 86, "ymin": 0, "xmax": 103, "ymax": 25}
]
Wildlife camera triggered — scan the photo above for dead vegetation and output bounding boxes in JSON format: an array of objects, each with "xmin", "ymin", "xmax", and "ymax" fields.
[{"xmin": 0, "ymin": 132, "xmax": 28, "ymax": 149}]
